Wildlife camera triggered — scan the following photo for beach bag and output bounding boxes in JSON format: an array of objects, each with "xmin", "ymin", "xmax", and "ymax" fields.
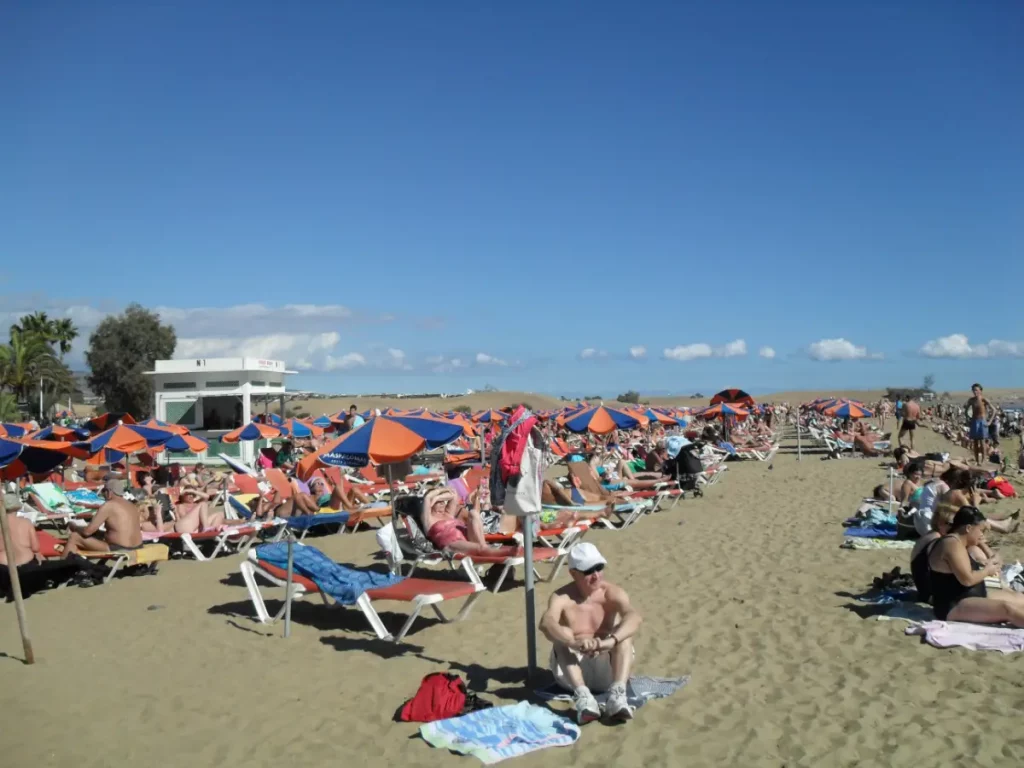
[
  {"xmin": 504, "ymin": 439, "xmax": 543, "ymax": 517},
  {"xmin": 399, "ymin": 673, "xmax": 490, "ymax": 723}
]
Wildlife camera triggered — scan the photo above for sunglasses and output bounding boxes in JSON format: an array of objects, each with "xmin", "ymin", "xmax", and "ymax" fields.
[{"xmin": 577, "ymin": 563, "xmax": 605, "ymax": 576}]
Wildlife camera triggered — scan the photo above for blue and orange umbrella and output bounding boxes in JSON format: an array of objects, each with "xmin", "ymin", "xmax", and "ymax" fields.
[
  {"xmin": 473, "ymin": 410, "xmax": 507, "ymax": 424},
  {"xmin": 29, "ymin": 424, "xmax": 90, "ymax": 441},
  {"xmin": 0, "ymin": 436, "xmax": 87, "ymax": 478},
  {"xmin": 563, "ymin": 406, "xmax": 643, "ymax": 435},
  {"xmin": 0, "ymin": 423, "xmax": 33, "ymax": 438},
  {"xmin": 275, "ymin": 418, "xmax": 323, "ymax": 439},
  {"xmin": 311, "ymin": 415, "xmax": 333, "ymax": 428},
  {"xmin": 136, "ymin": 418, "xmax": 189, "ymax": 435},
  {"xmin": 74, "ymin": 423, "xmax": 182, "ymax": 456},
  {"xmin": 825, "ymin": 401, "xmax": 873, "ymax": 419},
  {"xmin": 699, "ymin": 402, "xmax": 750, "ymax": 420},
  {"xmin": 316, "ymin": 415, "xmax": 464, "ymax": 468},
  {"xmin": 84, "ymin": 412, "xmax": 136, "ymax": 433},
  {"xmin": 220, "ymin": 422, "xmax": 282, "ymax": 443}
]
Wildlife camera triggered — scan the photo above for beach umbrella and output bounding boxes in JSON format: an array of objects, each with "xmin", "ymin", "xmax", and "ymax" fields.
[
  {"xmin": 74, "ymin": 423, "xmax": 180, "ymax": 456},
  {"xmin": 311, "ymin": 415, "xmax": 333, "ymax": 428},
  {"xmin": 563, "ymin": 406, "xmax": 642, "ymax": 435},
  {"xmin": 699, "ymin": 403, "xmax": 750, "ymax": 420},
  {"xmin": 136, "ymin": 418, "xmax": 189, "ymax": 435},
  {"xmin": 275, "ymin": 418, "xmax": 324, "ymax": 439},
  {"xmin": 28, "ymin": 424, "xmax": 89, "ymax": 441},
  {"xmin": 220, "ymin": 422, "xmax": 282, "ymax": 443},
  {"xmin": 473, "ymin": 410, "xmax": 507, "ymax": 424},
  {"xmin": 639, "ymin": 408, "xmax": 676, "ymax": 426},
  {"xmin": 710, "ymin": 389, "xmax": 755, "ymax": 407},
  {"xmin": 157, "ymin": 432, "xmax": 211, "ymax": 453},
  {"xmin": 315, "ymin": 415, "xmax": 464, "ymax": 468},
  {"xmin": 84, "ymin": 412, "xmax": 136, "ymax": 433},
  {"xmin": 0, "ymin": 436, "xmax": 86, "ymax": 479},
  {"xmin": 826, "ymin": 402, "xmax": 874, "ymax": 419},
  {"xmin": 0, "ymin": 423, "xmax": 35, "ymax": 438}
]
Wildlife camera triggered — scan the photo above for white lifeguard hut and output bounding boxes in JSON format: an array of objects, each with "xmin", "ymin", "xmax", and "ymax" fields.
[{"xmin": 144, "ymin": 357, "xmax": 297, "ymax": 466}]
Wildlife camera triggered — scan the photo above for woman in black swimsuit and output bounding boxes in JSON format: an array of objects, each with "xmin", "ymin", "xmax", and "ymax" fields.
[{"xmin": 927, "ymin": 507, "xmax": 1024, "ymax": 626}]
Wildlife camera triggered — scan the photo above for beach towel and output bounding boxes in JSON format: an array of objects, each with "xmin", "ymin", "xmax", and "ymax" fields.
[
  {"xmin": 878, "ymin": 603, "xmax": 934, "ymax": 623},
  {"xmin": 855, "ymin": 589, "xmax": 917, "ymax": 605},
  {"xmin": 534, "ymin": 675, "xmax": 690, "ymax": 711},
  {"xmin": 906, "ymin": 621, "xmax": 1024, "ymax": 653},
  {"xmin": 65, "ymin": 488, "xmax": 104, "ymax": 507},
  {"xmin": 255, "ymin": 542, "xmax": 403, "ymax": 605},
  {"xmin": 843, "ymin": 526, "xmax": 899, "ymax": 539},
  {"xmin": 665, "ymin": 435, "xmax": 691, "ymax": 459},
  {"xmin": 419, "ymin": 701, "xmax": 579, "ymax": 765},
  {"xmin": 840, "ymin": 538, "xmax": 915, "ymax": 550},
  {"xmin": 284, "ymin": 511, "xmax": 351, "ymax": 531}
]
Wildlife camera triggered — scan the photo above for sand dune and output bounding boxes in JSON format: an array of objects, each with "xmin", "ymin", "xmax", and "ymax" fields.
[{"xmin": 2, "ymin": 419, "xmax": 1022, "ymax": 766}]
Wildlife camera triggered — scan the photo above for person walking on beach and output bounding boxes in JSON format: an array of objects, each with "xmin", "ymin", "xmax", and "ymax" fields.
[
  {"xmin": 539, "ymin": 543, "xmax": 642, "ymax": 725},
  {"xmin": 899, "ymin": 395, "xmax": 920, "ymax": 450},
  {"xmin": 966, "ymin": 383, "xmax": 994, "ymax": 466}
]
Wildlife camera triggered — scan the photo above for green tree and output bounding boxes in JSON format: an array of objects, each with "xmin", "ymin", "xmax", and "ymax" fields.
[
  {"xmin": 86, "ymin": 304, "xmax": 176, "ymax": 418},
  {"xmin": 617, "ymin": 390, "xmax": 640, "ymax": 404},
  {"xmin": 10, "ymin": 310, "xmax": 53, "ymax": 340},
  {"xmin": 0, "ymin": 329, "xmax": 74, "ymax": 416},
  {"xmin": 52, "ymin": 317, "xmax": 79, "ymax": 360},
  {"xmin": 923, "ymin": 373, "xmax": 936, "ymax": 391},
  {"xmin": 0, "ymin": 392, "xmax": 21, "ymax": 422},
  {"xmin": 453, "ymin": 404, "xmax": 472, "ymax": 414}
]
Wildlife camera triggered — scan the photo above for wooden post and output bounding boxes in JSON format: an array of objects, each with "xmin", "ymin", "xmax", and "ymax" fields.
[{"xmin": 0, "ymin": 508, "xmax": 35, "ymax": 664}]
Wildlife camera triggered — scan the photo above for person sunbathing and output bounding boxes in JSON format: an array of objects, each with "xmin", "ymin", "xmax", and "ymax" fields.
[
  {"xmin": 926, "ymin": 506, "xmax": 1024, "ymax": 626},
  {"xmin": 897, "ymin": 465, "xmax": 924, "ymax": 504},
  {"xmin": 539, "ymin": 543, "xmax": 641, "ymax": 724},
  {"xmin": 935, "ymin": 468, "xmax": 1019, "ymax": 534},
  {"xmin": 163, "ymin": 487, "xmax": 243, "ymax": 533},
  {"xmin": 62, "ymin": 478, "xmax": 143, "ymax": 556},
  {"xmin": 308, "ymin": 475, "xmax": 378, "ymax": 512},
  {"xmin": 421, "ymin": 487, "xmax": 517, "ymax": 558}
]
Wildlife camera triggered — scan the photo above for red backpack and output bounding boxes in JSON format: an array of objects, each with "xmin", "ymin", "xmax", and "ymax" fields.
[{"xmin": 399, "ymin": 673, "xmax": 467, "ymax": 723}]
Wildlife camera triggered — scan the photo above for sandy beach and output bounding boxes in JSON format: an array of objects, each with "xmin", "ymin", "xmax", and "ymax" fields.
[{"xmin": 2, "ymin": 411, "xmax": 1022, "ymax": 768}]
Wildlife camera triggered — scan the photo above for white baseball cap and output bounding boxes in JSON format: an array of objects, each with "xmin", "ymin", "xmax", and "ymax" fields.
[{"xmin": 568, "ymin": 542, "xmax": 607, "ymax": 572}]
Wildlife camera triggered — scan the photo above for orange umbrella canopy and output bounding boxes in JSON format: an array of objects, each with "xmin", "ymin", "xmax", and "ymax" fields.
[
  {"xmin": 562, "ymin": 406, "xmax": 644, "ymax": 435},
  {"xmin": 221, "ymin": 422, "xmax": 283, "ymax": 443},
  {"xmin": 315, "ymin": 415, "xmax": 464, "ymax": 467}
]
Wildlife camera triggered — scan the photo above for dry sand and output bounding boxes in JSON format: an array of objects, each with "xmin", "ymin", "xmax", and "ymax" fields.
[{"xmin": 3, "ymin": 421, "xmax": 1024, "ymax": 767}]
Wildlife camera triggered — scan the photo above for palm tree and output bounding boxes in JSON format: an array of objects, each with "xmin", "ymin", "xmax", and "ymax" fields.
[
  {"xmin": 52, "ymin": 317, "xmax": 79, "ymax": 360},
  {"xmin": 0, "ymin": 329, "xmax": 74, "ymax": 415},
  {"xmin": 11, "ymin": 311, "xmax": 54, "ymax": 340},
  {"xmin": 0, "ymin": 392, "xmax": 20, "ymax": 422}
]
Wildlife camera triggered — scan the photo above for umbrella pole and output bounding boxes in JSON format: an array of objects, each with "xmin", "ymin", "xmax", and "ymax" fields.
[
  {"xmin": 0, "ymin": 510, "xmax": 35, "ymax": 664},
  {"xmin": 284, "ymin": 529, "xmax": 294, "ymax": 639},
  {"xmin": 523, "ymin": 503, "xmax": 537, "ymax": 682}
]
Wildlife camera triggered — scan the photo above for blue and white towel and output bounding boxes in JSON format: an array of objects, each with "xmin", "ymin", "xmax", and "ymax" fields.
[
  {"xmin": 534, "ymin": 675, "xmax": 690, "ymax": 710},
  {"xmin": 255, "ymin": 542, "xmax": 403, "ymax": 605},
  {"xmin": 420, "ymin": 701, "xmax": 579, "ymax": 764}
]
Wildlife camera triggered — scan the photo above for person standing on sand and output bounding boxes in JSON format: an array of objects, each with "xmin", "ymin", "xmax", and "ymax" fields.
[
  {"xmin": 899, "ymin": 396, "xmax": 921, "ymax": 450},
  {"xmin": 539, "ymin": 543, "xmax": 642, "ymax": 725},
  {"xmin": 965, "ymin": 383, "xmax": 994, "ymax": 466}
]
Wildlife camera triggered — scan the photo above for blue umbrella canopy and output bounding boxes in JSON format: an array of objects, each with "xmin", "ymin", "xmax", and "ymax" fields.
[
  {"xmin": 563, "ymin": 406, "xmax": 642, "ymax": 435},
  {"xmin": 316, "ymin": 415, "xmax": 464, "ymax": 468}
]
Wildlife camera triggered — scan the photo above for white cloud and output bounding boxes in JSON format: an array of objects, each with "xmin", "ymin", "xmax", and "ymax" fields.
[
  {"xmin": 807, "ymin": 338, "xmax": 883, "ymax": 361},
  {"xmin": 717, "ymin": 339, "xmax": 747, "ymax": 358},
  {"xmin": 324, "ymin": 352, "xmax": 367, "ymax": 371},
  {"xmin": 475, "ymin": 352, "xmax": 508, "ymax": 366},
  {"xmin": 579, "ymin": 348, "xmax": 609, "ymax": 360},
  {"xmin": 430, "ymin": 357, "xmax": 467, "ymax": 373},
  {"xmin": 629, "ymin": 346, "xmax": 647, "ymax": 359},
  {"xmin": 919, "ymin": 334, "xmax": 1024, "ymax": 359},
  {"xmin": 663, "ymin": 339, "xmax": 747, "ymax": 362},
  {"xmin": 759, "ymin": 346, "xmax": 776, "ymax": 359}
]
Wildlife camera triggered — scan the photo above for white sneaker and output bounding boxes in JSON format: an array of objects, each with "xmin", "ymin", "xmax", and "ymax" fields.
[
  {"xmin": 573, "ymin": 688, "xmax": 600, "ymax": 724},
  {"xmin": 604, "ymin": 684, "xmax": 634, "ymax": 722}
]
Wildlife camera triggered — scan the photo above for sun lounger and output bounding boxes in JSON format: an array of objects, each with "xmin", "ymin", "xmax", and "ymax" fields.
[
  {"xmin": 80, "ymin": 544, "xmax": 170, "ymax": 583},
  {"xmin": 240, "ymin": 543, "xmax": 485, "ymax": 642}
]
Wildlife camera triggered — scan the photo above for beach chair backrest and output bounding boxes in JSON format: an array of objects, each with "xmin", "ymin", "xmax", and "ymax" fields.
[
  {"xmin": 566, "ymin": 461, "xmax": 603, "ymax": 495},
  {"xmin": 391, "ymin": 493, "xmax": 440, "ymax": 560}
]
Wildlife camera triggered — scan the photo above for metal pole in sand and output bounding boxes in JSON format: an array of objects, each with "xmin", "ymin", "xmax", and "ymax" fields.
[
  {"xmin": 0, "ymin": 505, "xmax": 35, "ymax": 664},
  {"xmin": 523, "ymin": 508, "xmax": 537, "ymax": 680},
  {"xmin": 797, "ymin": 409, "xmax": 802, "ymax": 462},
  {"xmin": 284, "ymin": 530, "xmax": 294, "ymax": 638}
]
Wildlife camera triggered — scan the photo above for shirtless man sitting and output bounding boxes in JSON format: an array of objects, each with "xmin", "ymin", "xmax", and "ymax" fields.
[
  {"xmin": 0, "ymin": 493, "xmax": 43, "ymax": 567},
  {"xmin": 62, "ymin": 477, "xmax": 143, "ymax": 557},
  {"xmin": 539, "ymin": 543, "xmax": 642, "ymax": 724}
]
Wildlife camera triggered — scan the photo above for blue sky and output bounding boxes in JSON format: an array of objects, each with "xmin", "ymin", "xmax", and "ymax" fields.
[{"xmin": 2, "ymin": 2, "xmax": 1022, "ymax": 396}]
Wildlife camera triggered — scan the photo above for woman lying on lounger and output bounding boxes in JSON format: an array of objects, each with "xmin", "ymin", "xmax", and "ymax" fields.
[
  {"xmin": 925, "ymin": 507, "xmax": 1024, "ymax": 626},
  {"xmin": 307, "ymin": 475, "xmax": 377, "ymax": 512},
  {"xmin": 421, "ymin": 487, "xmax": 518, "ymax": 559}
]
